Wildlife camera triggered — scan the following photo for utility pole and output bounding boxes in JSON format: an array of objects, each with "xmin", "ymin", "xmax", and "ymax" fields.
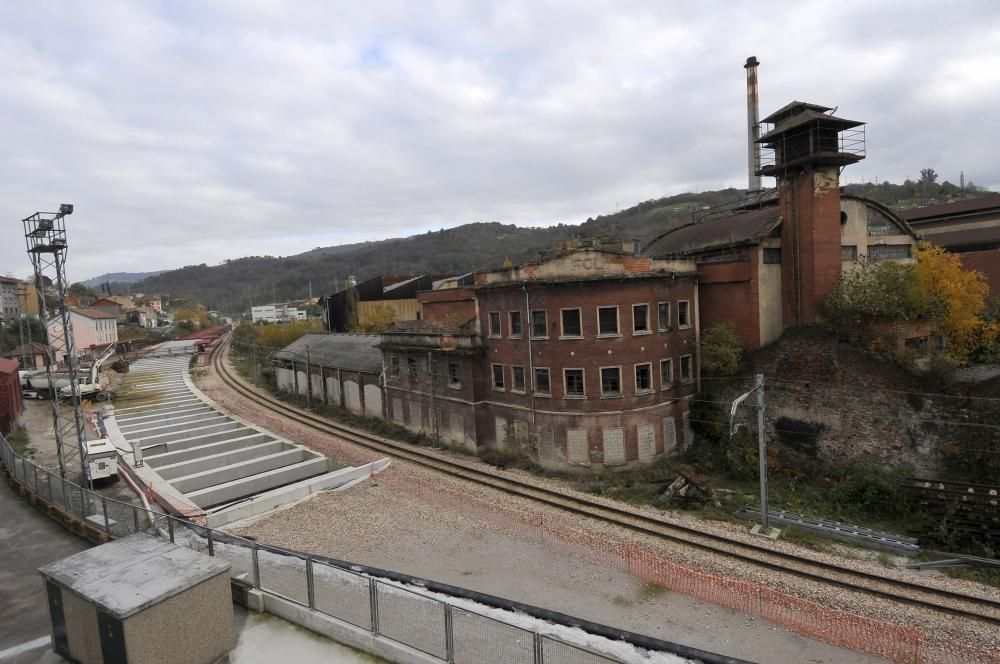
[
  {"xmin": 730, "ymin": 373, "xmax": 779, "ymax": 538},
  {"xmin": 305, "ymin": 345, "xmax": 312, "ymax": 409}
]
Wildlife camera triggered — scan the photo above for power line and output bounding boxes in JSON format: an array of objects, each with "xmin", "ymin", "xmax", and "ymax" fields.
[{"xmin": 765, "ymin": 376, "xmax": 1000, "ymax": 404}]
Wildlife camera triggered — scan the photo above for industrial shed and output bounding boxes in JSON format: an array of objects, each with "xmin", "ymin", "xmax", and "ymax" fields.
[{"xmin": 273, "ymin": 333, "xmax": 383, "ymax": 417}]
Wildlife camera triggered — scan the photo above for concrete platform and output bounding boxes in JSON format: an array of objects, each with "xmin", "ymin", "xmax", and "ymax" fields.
[{"xmin": 107, "ymin": 352, "xmax": 390, "ymax": 524}]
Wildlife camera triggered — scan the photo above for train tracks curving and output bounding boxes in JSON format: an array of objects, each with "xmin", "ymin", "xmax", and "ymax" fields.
[{"xmin": 211, "ymin": 338, "xmax": 1000, "ymax": 627}]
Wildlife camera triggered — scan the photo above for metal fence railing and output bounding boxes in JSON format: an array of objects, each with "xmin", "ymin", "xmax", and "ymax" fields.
[{"xmin": 0, "ymin": 431, "xmax": 721, "ymax": 664}]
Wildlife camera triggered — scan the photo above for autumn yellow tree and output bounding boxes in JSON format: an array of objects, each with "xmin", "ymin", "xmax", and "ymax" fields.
[{"xmin": 914, "ymin": 243, "xmax": 999, "ymax": 361}]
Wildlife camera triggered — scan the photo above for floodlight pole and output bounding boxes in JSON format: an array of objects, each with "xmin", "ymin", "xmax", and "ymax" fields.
[{"xmin": 755, "ymin": 373, "xmax": 770, "ymax": 535}]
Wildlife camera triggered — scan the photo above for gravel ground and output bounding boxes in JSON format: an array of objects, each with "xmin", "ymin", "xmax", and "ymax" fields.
[{"xmin": 195, "ymin": 354, "xmax": 1000, "ymax": 661}]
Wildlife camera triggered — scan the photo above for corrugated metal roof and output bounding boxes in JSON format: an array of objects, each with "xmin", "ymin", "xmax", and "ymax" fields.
[
  {"xmin": 899, "ymin": 194, "xmax": 1000, "ymax": 223},
  {"xmin": 758, "ymin": 109, "xmax": 863, "ymax": 142},
  {"xmin": 274, "ymin": 333, "xmax": 382, "ymax": 374},
  {"xmin": 927, "ymin": 226, "xmax": 1000, "ymax": 249},
  {"xmin": 958, "ymin": 249, "xmax": 1000, "ymax": 293},
  {"xmin": 644, "ymin": 206, "xmax": 781, "ymax": 257}
]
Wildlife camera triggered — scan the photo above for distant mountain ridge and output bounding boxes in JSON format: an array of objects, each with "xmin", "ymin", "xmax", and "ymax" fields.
[
  {"xmin": 82, "ymin": 270, "xmax": 165, "ymax": 288},
  {"xmin": 131, "ymin": 188, "xmax": 746, "ymax": 314},
  {"xmin": 99, "ymin": 179, "xmax": 997, "ymax": 315}
]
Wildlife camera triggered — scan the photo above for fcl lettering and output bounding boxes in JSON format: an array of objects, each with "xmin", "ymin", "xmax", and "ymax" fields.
[{"xmin": 572, "ymin": 256, "xmax": 606, "ymax": 271}]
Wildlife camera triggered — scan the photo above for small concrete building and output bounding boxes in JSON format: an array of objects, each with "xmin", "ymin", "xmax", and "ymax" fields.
[
  {"xmin": 38, "ymin": 534, "xmax": 235, "ymax": 664},
  {"xmin": 273, "ymin": 333, "xmax": 383, "ymax": 417}
]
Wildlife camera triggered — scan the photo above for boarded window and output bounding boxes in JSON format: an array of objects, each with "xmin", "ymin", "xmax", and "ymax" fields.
[
  {"xmin": 392, "ymin": 398, "xmax": 405, "ymax": 424},
  {"xmin": 450, "ymin": 412, "xmax": 464, "ymax": 439},
  {"xmin": 537, "ymin": 427, "xmax": 556, "ymax": 461},
  {"xmin": 638, "ymin": 423, "xmax": 656, "ymax": 462},
  {"xmin": 566, "ymin": 429, "xmax": 589, "ymax": 464},
  {"xmin": 682, "ymin": 411, "xmax": 694, "ymax": 450},
  {"xmin": 603, "ymin": 428, "xmax": 625, "ymax": 465},
  {"xmin": 512, "ymin": 420, "xmax": 529, "ymax": 445},
  {"xmin": 495, "ymin": 417, "xmax": 508, "ymax": 447},
  {"xmin": 410, "ymin": 402, "xmax": 424, "ymax": 430},
  {"xmin": 663, "ymin": 417, "xmax": 677, "ymax": 453}
]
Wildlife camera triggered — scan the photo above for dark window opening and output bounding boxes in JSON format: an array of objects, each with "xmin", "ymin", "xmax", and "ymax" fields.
[{"xmin": 601, "ymin": 367, "xmax": 621, "ymax": 396}]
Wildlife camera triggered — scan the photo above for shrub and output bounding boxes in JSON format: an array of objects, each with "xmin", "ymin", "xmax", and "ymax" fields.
[{"xmin": 699, "ymin": 323, "xmax": 744, "ymax": 377}]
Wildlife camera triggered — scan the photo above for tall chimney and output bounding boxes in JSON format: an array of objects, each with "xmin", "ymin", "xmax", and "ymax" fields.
[{"xmin": 745, "ymin": 56, "xmax": 762, "ymax": 193}]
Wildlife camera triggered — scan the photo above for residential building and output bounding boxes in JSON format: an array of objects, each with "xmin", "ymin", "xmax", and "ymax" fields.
[
  {"xmin": 46, "ymin": 308, "xmax": 119, "ymax": 363},
  {"xmin": 90, "ymin": 297, "xmax": 124, "ymax": 321},
  {"xmin": 0, "ymin": 276, "xmax": 19, "ymax": 321}
]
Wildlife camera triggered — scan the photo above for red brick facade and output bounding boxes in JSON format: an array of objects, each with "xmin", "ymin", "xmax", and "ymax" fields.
[
  {"xmin": 696, "ymin": 251, "xmax": 761, "ymax": 348},
  {"xmin": 381, "ymin": 250, "xmax": 700, "ymax": 468},
  {"xmin": 779, "ymin": 168, "xmax": 844, "ymax": 327}
]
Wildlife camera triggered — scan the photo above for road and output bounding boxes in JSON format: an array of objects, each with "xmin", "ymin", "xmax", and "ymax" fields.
[{"xmin": 0, "ymin": 471, "xmax": 89, "ymax": 663}]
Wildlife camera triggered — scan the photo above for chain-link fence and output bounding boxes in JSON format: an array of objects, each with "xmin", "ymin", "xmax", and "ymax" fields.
[{"xmin": 0, "ymin": 432, "xmax": 706, "ymax": 664}]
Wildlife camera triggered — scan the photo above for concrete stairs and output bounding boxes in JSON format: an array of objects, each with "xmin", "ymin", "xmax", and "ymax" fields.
[{"xmin": 111, "ymin": 354, "xmax": 337, "ymax": 511}]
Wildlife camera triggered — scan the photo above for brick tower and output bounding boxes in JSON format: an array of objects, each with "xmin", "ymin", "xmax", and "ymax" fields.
[{"xmin": 757, "ymin": 102, "xmax": 865, "ymax": 327}]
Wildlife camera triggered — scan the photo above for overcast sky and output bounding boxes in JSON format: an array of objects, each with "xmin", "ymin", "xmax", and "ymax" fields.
[{"xmin": 2, "ymin": 1, "xmax": 998, "ymax": 283}]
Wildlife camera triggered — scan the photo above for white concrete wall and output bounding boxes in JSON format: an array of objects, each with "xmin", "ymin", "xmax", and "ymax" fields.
[
  {"xmin": 326, "ymin": 377, "xmax": 341, "ymax": 406},
  {"xmin": 296, "ymin": 371, "xmax": 309, "ymax": 396},
  {"xmin": 310, "ymin": 373, "xmax": 324, "ymax": 402},
  {"xmin": 277, "ymin": 367, "xmax": 295, "ymax": 392},
  {"xmin": 757, "ymin": 244, "xmax": 784, "ymax": 347},
  {"xmin": 364, "ymin": 384, "xmax": 382, "ymax": 417}
]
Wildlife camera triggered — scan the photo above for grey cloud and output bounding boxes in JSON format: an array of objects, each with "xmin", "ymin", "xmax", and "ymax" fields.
[{"xmin": 1, "ymin": 1, "xmax": 998, "ymax": 281}]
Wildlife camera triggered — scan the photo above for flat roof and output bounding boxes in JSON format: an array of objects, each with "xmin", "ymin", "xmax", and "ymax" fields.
[{"xmin": 39, "ymin": 533, "xmax": 230, "ymax": 619}]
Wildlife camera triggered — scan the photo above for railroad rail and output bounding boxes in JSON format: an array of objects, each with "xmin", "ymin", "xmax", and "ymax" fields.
[{"xmin": 211, "ymin": 338, "xmax": 1000, "ymax": 627}]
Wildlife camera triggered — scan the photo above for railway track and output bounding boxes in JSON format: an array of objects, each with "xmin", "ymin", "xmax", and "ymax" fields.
[{"xmin": 211, "ymin": 338, "xmax": 1000, "ymax": 627}]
